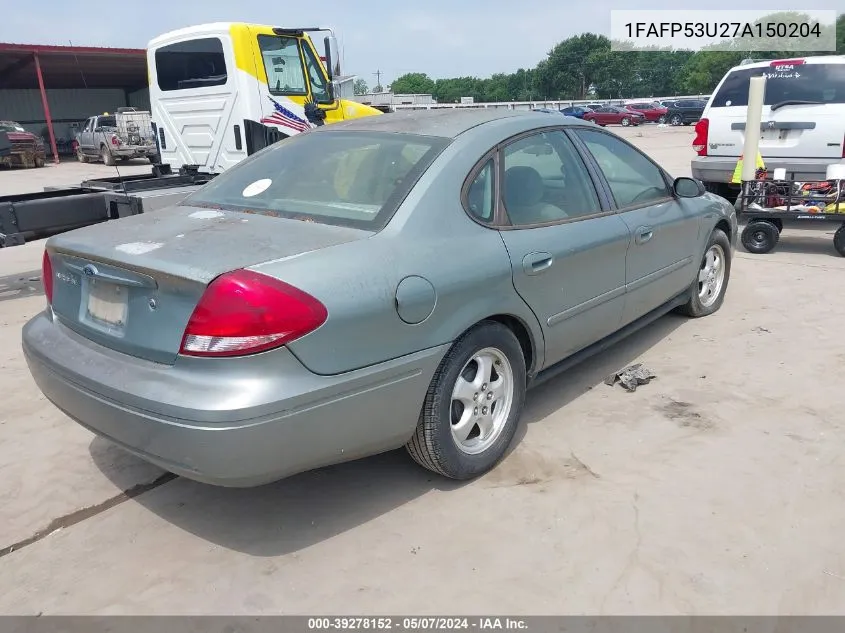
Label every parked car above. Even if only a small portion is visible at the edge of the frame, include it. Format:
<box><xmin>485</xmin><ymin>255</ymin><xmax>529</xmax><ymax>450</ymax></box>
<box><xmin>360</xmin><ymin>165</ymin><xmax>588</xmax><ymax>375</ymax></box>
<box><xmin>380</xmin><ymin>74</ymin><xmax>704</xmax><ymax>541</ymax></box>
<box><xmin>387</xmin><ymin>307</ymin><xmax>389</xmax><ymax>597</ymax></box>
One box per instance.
<box><xmin>23</xmin><ymin>109</ymin><xmax>736</xmax><ymax>487</ymax></box>
<box><xmin>692</xmin><ymin>56</ymin><xmax>845</xmax><ymax>199</ymax></box>
<box><xmin>75</xmin><ymin>109</ymin><xmax>158</xmax><ymax>166</ymax></box>
<box><xmin>0</xmin><ymin>120</ymin><xmax>46</xmax><ymax>168</ymax></box>
<box><xmin>561</xmin><ymin>106</ymin><xmax>591</xmax><ymax>119</ymax></box>
<box><xmin>626</xmin><ymin>102</ymin><xmax>669</xmax><ymax>123</ymax></box>
<box><xmin>658</xmin><ymin>100</ymin><xmax>676</xmax><ymax>108</ymax></box>
<box><xmin>583</xmin><ymin>103</ymin><xmax>603</xmax><ymax>111</ymax></box>
<box><xmin>583</xmin><ymin>105</ymin><xmax>645</xmax><ymax>127</ymax></box>
<box><xmin>666</xmin><ymin>100</ymin><xmax>706</xmax><ymax>126</ymax></box>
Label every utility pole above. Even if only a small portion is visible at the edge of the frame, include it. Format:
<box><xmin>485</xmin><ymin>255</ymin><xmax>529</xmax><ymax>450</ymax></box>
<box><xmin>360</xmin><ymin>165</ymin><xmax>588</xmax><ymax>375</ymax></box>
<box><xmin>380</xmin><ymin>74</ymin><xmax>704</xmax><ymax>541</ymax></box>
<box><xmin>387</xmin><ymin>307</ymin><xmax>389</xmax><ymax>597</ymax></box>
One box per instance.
<box><xmin>374</xmin><ymin>69</ymin><xmax>383</xmax><ymax>92</ymax></box>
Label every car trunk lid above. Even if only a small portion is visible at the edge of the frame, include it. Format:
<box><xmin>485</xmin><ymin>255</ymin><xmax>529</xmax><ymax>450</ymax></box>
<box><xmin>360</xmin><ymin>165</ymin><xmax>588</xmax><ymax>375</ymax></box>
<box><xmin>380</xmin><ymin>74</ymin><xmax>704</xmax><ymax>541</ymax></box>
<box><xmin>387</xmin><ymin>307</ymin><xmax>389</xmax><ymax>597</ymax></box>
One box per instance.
<box><xmin>47</xmin><ymin>205</ymin><xmax>372</xmax><ymax>364</ymax></box>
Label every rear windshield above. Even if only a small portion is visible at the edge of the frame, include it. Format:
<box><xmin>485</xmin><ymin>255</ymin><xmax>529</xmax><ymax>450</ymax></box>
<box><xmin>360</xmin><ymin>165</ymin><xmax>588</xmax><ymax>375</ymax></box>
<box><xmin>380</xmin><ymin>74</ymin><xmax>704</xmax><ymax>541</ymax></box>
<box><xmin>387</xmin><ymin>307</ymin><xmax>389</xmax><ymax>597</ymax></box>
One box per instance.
<box><xmin>712</xmin><ymin>63</ymin><xmax>845</xmax><ymax>108</ymax></box>
<box><xmin>183</xmin><ymin>131</ymin><xmax>450</xmax><ymax>230</ymax></box>
<box><xmin>98</xmin><ymin>116</ymin><xmax>116</xmax><ymax>128</ymax></box>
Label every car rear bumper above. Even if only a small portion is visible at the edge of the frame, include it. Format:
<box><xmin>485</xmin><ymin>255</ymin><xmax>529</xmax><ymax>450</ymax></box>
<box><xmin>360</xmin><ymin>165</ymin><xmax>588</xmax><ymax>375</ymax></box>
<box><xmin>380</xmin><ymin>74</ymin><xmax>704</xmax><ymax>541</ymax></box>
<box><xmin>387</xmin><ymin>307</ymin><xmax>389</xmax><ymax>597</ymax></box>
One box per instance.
<box><xmin>22</xmin><ymin>311</ymin><xmax>448</xmax><ymax>487</ymax></box>
<box><xmin>692</xmin><ymin>156</ymin><xmax>841</xmax><ymax>184</ymax></box>
<box><xmin>113</xmin><ymin>147</ymin><xmax>155</xmax><ymax>157</ymax></box>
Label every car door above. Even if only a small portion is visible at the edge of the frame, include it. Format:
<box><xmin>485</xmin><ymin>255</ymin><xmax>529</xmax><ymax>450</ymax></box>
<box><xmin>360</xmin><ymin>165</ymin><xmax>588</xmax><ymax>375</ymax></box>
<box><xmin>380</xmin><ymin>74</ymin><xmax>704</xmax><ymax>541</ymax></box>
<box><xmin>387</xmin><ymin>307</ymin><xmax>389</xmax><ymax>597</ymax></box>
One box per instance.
<box><xmin>495</xmin><ymin>128</ymin><xmax>631</xmax><ymax>366</ymax></box>
<box><xmin>599</xmin><ymin>107</ymin><xmax>618</xmax><ymax>125</ymax></box>
<box><xmin>571</xmin><ymin>127</ymin><xmax>701</xmax><ymax>326</ymax></box>
<box><xmin>78</xmin><ymin>118</ymin><xmax>94</xmax><ymax>153</ymax></box>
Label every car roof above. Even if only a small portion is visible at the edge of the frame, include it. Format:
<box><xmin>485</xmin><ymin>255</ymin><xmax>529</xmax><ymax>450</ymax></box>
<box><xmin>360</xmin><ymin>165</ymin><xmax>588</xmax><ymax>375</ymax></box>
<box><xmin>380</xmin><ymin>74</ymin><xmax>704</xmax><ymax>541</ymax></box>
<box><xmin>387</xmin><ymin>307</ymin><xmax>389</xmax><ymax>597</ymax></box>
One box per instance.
<box><xmin>321</xmin><ymin>109</ymin><xmax>581</xmax><ymax>139</ymax></box>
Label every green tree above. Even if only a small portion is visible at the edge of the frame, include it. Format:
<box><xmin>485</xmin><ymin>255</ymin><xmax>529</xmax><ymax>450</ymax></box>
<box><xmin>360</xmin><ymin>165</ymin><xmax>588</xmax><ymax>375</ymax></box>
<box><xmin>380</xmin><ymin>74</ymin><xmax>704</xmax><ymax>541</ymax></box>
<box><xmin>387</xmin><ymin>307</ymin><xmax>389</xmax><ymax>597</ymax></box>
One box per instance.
<box><xmin>353</xmin><ymin>78</ymin><xmax>369</xmax><ymax>95</ymax></box>
<box><xmin>390</xmin><ymin>72</ymin><xmax>436</xmax><ymax>95</ymax></box>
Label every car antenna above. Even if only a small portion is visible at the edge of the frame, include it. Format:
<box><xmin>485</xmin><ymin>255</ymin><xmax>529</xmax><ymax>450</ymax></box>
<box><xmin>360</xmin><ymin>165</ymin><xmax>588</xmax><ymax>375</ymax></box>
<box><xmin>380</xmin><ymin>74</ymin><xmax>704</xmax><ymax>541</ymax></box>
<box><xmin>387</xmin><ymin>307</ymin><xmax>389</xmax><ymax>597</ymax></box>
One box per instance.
<box><xmin>69</xmin><ymin>40</ymin><xmax>129</xmax><ymax>202</ymax></box>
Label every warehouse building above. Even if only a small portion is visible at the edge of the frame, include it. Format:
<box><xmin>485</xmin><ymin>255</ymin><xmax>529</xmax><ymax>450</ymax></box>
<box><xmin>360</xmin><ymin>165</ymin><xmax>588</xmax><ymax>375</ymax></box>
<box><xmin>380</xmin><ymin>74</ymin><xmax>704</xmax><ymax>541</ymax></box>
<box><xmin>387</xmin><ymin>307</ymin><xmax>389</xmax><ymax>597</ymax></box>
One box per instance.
<box><xmin>0</xmin><ymin>43</ymin><xmax>148</xmax><ymax>163</ymax></box>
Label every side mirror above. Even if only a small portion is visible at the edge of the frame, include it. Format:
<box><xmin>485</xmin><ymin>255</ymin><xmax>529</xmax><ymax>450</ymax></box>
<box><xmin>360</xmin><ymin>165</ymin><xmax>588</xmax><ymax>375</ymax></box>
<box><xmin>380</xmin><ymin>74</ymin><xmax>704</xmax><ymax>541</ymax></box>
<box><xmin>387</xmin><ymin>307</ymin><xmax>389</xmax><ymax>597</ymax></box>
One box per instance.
<box><xmin>674</xmin><ymin>176</ymin><xmax>706</xmax><ymax>198</ymax></box>
<box><xmin>323</xmin><ymin>35</ymin><xmax>340</xmax><ymax>80</ymax></box>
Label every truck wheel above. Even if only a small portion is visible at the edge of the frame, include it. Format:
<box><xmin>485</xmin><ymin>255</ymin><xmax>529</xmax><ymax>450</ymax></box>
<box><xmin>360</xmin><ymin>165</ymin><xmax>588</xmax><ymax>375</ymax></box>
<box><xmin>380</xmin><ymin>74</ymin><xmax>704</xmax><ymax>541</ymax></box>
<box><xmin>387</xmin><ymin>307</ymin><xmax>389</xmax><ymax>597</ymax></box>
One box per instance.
<box><xmin>76</xmin><ymin>149</ymin><xmax>88</xmax><ymax>163</ymax></box>
<box><xmin>834</xmin><ymin>225</ymin><xmax>845</xmax><ymax>257</ymax></box>
<box><xmin>101</xmin><ymin>145</ymin><xmax>116</xmax><ymax>166</ymax></box>
<box><xmin>406</xmin><ymin>321</ymin><xmax>526</xmax><ymax>480</ymax></box>
<box><xmin>741</xmin><ymin>220</ymin><xmax>779</xmax><ymax>254</ymax></box>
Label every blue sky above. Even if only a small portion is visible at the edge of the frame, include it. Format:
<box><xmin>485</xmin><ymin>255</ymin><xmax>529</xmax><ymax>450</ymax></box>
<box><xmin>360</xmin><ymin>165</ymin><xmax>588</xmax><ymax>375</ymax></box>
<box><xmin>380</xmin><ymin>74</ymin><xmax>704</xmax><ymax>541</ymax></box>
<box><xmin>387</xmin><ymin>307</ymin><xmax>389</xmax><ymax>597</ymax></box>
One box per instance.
<box><xmin>1</xmin><ymin>0</ymin><xmax>842</xmax><ymax>85</ymax></box>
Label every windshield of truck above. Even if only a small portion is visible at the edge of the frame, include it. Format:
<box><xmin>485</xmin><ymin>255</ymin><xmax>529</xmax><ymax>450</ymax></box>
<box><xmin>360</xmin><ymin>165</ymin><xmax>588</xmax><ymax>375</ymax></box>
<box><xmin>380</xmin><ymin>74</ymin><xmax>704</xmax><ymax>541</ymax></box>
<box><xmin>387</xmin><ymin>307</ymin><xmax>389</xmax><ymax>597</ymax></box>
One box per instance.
<box><xmin>711</xmin><ymin>62</ymin><xmax>845</xmax><ymax>108</ymax></box>
<box><xmin>183</xmin><ymin>131</ymin><xmax>450</xmax><ymax>230</ymax></box>
<box><xmin>0</xmin><ymin>122</ymin><xmax>25</xmax><ymax>132</ymax></box>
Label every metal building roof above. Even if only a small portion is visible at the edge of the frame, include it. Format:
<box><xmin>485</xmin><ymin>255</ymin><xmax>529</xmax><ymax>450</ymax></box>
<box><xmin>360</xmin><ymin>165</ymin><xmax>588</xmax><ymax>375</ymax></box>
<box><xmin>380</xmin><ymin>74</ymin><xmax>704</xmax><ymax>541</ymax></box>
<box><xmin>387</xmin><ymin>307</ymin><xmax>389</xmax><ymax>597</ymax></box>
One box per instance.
<box><xmin>0</xmin><ymin>43</ymin><xmax>147</xmax><ymax>90</ymax></box>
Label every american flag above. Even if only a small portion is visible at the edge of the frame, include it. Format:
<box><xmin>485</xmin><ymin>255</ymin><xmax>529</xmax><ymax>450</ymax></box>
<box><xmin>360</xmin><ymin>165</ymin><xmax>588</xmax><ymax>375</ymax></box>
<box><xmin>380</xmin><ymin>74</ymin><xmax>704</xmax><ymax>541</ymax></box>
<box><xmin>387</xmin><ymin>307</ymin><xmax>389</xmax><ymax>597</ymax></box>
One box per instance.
<box><xmin>260</xmin><ymin>97</ymin><xmax>312</xmax><ymax>133</ymax></box>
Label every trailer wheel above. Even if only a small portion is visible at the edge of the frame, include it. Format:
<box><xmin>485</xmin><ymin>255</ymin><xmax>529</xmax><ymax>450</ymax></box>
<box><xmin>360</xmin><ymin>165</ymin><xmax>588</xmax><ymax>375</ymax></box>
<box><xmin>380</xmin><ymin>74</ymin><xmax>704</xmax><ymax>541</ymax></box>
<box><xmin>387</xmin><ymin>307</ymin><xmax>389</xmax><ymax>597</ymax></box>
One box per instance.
<box><xmin>741</xmin><ymin>220</ymin><xmax>779</xmax><ymax>254</ymax></box>
<box><xmin>834</xmin><ymin>225</ymin><xmax>845</xmax><ymax>257</ymax></box>
<box><xmin>101</xmin><ymin>145</ymin><xmax>116</xmax><ymax>166</ymax></box>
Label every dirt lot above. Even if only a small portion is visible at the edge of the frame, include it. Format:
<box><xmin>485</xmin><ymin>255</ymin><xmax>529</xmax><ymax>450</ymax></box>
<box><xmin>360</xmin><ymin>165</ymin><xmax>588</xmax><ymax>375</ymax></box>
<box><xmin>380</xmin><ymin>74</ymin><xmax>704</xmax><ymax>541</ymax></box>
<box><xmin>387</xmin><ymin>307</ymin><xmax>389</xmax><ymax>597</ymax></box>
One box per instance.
<box><xmin>2</xmin><ymin>126</ymin><xmax>845</xmax><ymax>615</ymax></box>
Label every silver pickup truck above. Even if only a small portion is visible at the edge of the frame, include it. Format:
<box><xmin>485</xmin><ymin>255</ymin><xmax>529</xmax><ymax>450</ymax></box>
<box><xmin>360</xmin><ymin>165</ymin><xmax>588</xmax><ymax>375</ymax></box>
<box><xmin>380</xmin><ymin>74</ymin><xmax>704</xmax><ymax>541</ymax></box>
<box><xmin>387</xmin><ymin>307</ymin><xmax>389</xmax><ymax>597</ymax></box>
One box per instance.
<box><xmin>75</xmin><ymin>108</ymin><xmax>159</xmax><ymax>166</ymax></box>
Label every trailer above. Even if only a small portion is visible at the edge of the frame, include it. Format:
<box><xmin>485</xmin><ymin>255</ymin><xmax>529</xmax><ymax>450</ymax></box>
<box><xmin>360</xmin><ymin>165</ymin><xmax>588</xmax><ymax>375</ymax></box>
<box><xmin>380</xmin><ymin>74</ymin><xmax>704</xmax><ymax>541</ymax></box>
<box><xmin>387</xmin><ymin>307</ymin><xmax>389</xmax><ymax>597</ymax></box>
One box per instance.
<box><xmin>0</xmin><ymin>168</ymin><xmax>212</xmax><ymax>247</ymax></box>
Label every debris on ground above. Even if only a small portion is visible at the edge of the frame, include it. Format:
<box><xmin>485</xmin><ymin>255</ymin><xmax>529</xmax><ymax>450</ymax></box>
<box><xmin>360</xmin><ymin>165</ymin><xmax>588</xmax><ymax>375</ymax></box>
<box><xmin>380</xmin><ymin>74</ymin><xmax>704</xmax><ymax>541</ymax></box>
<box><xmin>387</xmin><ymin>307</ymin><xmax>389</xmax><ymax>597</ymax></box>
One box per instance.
<box><xmin>604</xmin><ymin>363</ymin><xmax>656</xmax><ymax>392</ymax></box>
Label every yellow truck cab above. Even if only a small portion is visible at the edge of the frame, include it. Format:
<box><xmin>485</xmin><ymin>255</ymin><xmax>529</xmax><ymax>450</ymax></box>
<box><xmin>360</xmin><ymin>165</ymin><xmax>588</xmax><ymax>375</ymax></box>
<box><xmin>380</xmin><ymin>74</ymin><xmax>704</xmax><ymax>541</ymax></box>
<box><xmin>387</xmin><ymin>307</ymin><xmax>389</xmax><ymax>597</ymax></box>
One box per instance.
<box><xmin>147</xmin><ymin>22</ymin><xmax>381</xmax><ymax>174</ymax></box>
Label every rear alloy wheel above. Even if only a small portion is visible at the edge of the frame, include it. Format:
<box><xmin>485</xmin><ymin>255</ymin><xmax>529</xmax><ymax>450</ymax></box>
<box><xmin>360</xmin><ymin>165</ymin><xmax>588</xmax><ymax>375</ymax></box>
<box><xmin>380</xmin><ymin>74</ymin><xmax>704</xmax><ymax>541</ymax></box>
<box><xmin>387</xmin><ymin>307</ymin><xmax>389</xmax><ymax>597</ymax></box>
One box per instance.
<box><xmin>741</xmin><ymin>220</ymin><xmax>779</xmax><ymax>254</ymax></box>
<box><xmin>670</xmin><ymin>114</ymin><xmax>683</xmax><ymax>126</ymax></box>
<box><xmin>621</xmin><ymin>117</ymin><xmax>631</xmax><ymax>126</ymax></box>
<box><xmin>677</xmin><ymin>228</ymin><xmax>732</xmax><ymax>318</ymax></box>
<box><xmin>406</xmin><ymin>321</ymin><xmax>526</xmax><ymax>480</ymax></box>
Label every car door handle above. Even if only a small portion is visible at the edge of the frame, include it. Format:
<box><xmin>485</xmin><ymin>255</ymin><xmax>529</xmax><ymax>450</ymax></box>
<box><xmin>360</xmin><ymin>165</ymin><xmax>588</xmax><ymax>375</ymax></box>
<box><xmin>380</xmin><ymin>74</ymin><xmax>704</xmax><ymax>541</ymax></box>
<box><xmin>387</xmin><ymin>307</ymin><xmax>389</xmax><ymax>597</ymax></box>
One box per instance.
<box><xmin>635</xmin><ymin>226</ymin><xmax>654</xmax><ymax>245</ymax></box>
<box><xmin>523</xmin><ymin>252</ymin><xmax>554</xmax><ymax>276</ymax></box>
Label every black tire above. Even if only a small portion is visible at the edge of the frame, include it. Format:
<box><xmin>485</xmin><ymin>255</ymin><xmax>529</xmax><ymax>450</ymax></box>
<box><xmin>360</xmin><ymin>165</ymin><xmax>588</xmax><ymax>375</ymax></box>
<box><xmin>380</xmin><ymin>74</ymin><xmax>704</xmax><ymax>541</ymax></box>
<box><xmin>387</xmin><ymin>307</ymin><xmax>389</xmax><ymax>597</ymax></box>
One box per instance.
<box><xmin>621</xmin><ymin>117</ymin><xmax>631</xmax><ymax>126</ymax></box>
<box><xmin>670</xmin><ymin>114</ymin><xmax>683</xmax><ymax>126</ymax></box>
<box><xmin>658</xmin><ymin>115</ymin><xmax>667</xmax><ymax>124</ymax></box>
<box><xmin>677</xmin><ymin>228</ymin><xmax>732</xmax><ymax>318</ymax></box>
<box><xmin>834</xmin><ymin>225</ymin><xmax>845</xmax><ymax>257</ymax></box>
<box><xmin>76</xmin><ymin>148</ymin><xmax>88</xmax><ymax>163</ymax></box>
<box><xmin>101</xmin><ymin>145</ymin><xmax>116</xmax><ymax>166</ymax></box>
<box><xmin>741</xmin><ymin>220</ymin><xmax>779</xmax><ymax>254</ymax></box>
<box><xmin>149</xmin><ymin>154</ymin><xmax>161</xmax><ymax>164</ymax></box>
<box><xmin>406</xmin><ymin>321</ymin><xmax>527</xmax><ymax>480</ymax></box>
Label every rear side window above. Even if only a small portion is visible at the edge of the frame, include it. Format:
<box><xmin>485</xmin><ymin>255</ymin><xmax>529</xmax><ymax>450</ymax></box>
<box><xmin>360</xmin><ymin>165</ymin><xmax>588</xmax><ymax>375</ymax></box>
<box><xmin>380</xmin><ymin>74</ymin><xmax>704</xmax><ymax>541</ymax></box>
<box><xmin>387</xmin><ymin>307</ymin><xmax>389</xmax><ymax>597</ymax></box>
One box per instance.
<box><xmin>712</xmin><ymin>63</ymin><xmax>845</xmax><ymax>108</ymax></box>
<box><xmin>155</xmin><ymin>37</ymin><xmax>227</xmax><ymax>91</ymax></box>
<box><xmin>183</xmin><ymin>131</ymin><xmax>450</xmax><ymax>230</ymax></box>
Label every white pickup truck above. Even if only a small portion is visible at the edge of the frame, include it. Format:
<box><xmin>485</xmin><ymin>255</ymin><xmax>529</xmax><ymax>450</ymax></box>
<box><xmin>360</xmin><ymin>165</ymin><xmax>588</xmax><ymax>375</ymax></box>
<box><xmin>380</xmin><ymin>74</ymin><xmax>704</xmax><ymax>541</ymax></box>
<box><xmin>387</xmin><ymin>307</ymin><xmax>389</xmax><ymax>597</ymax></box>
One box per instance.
<box><xmin>75</xmin><ymin>108</ymin><xmax>159</xmax><ymax>166</ymax></box>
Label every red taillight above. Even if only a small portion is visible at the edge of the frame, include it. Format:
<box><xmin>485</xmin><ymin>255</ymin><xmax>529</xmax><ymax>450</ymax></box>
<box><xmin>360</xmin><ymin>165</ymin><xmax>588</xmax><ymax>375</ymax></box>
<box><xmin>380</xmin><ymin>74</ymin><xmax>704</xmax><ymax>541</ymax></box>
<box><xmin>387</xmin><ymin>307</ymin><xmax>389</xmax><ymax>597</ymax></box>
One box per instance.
<box><xmin>770</xmin><ymin>59</ymin><xmax>805</xmax><ymax>67</ymax></box>
<box><xmin>180</xmin><ymin>269</ymin><xmax>327</xmax><ymax>358</ymax></box>
<box><xmin>692</xmin><ymin>118</ymin><xmax>709</xmax><ymax>156</ymax></box>
<box><xmin>111</xmin><ymin>135</ymin><xmax>119</xmax><ymax>146</ymax></box>
<box><xmin>42</xmin><ymin>250</ymin><xmax>53</xmax><ymax>305</ymax></box>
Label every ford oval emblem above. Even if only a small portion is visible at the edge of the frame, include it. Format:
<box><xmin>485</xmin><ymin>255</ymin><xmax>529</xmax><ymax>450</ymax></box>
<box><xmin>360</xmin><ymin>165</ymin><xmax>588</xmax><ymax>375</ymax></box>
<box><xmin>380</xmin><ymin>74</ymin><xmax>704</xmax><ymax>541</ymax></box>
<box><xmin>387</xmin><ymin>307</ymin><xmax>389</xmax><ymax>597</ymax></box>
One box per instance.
<box><xmin>82</xmin><ymin>264</ymin><xmax>98</xmax><ymax>277</ymax></box>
